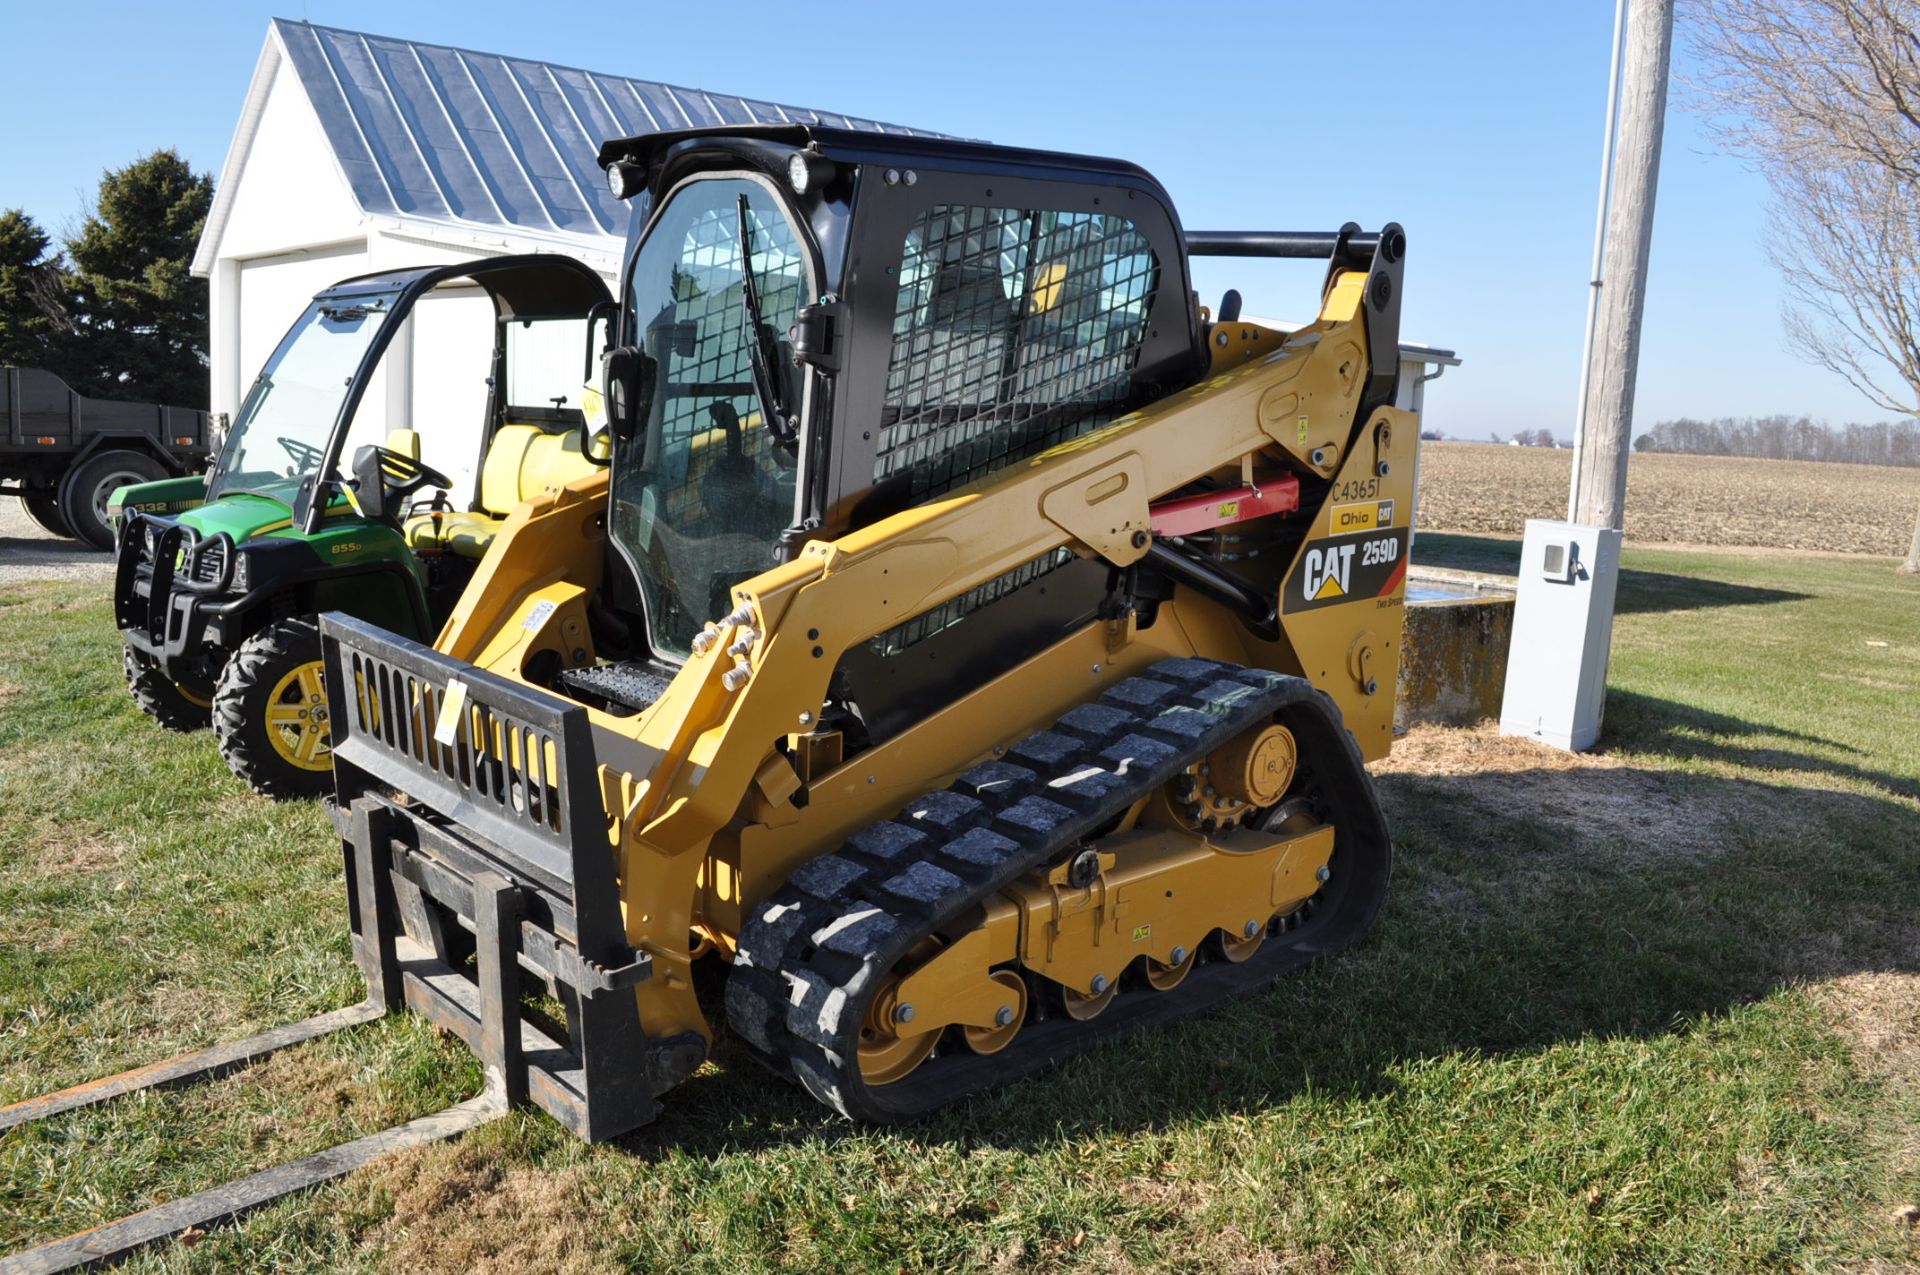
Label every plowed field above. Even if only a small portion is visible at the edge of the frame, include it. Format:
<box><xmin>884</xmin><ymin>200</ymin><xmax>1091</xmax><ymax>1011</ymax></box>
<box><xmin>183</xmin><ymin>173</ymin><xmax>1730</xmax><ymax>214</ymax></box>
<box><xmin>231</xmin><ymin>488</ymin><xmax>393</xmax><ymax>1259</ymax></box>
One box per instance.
<box><xmin>1416</xmin><ymin>442</ymin><xmax>1919</xmax><ymax>556</ymax></box>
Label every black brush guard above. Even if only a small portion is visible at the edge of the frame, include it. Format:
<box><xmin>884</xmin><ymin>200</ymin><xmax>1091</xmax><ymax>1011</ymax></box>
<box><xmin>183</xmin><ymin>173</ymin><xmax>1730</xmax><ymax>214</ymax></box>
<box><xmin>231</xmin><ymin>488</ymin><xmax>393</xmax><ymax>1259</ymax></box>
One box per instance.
<box><xmin>320</xmin><ymin>612</ymin><xmax>663</xmax><ymax>1144</ymax></box>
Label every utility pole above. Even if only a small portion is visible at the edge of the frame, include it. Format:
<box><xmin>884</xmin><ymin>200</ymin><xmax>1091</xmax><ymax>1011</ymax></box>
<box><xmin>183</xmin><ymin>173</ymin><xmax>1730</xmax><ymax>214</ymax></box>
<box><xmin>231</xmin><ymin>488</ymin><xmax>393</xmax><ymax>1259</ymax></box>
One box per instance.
<box><xmin>1503</xmin><ymin>0</ymin><xmax>1674</xmax><ymax>752</ymax></box>
<box><xmin>1569</xmin><ymin>0</ymin><xmax>1674</xmax><ymax>528</ymax></box>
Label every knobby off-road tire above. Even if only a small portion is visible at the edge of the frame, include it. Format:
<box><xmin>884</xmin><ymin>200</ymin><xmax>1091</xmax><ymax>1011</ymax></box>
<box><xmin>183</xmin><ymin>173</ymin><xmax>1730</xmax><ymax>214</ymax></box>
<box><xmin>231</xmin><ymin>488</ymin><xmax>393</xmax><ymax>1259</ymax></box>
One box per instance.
<box><xmin>123</xmin><ymin>645</ymin><xmax>210</xmax><ymax>733</ymax></box>
<box><xmin>22</xmin><ymin>487</ymin><xmax>74</xmax><ymax>538</ymax></box>
<box><xmin>213</xmin><ymin>616</ymin><xmax>334</xmax><ymax>800</ymax></box>
<box><xmin>59</xmin><ymin>449</ymin><xmax>167</xmax><ymax>550</ymax></box>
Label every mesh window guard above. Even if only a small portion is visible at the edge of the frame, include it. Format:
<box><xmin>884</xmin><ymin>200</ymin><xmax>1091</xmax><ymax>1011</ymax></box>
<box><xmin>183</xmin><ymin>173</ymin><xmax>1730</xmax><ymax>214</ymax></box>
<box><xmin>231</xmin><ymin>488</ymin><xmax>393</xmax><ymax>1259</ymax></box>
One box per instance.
<box><xmin>876</xmin><ymin>205</ymin><xmax>1159</xmax><ymax>500</ymax></box>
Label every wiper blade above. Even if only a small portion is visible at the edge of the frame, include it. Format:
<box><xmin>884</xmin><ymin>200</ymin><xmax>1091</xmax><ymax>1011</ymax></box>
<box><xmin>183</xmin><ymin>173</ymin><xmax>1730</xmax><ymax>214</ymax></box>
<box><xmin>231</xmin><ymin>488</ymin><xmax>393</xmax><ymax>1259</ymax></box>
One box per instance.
<box><xmin>735</xmin><ymin>193</ymin><xmax>796</xmax><ymax>450</ymax></box>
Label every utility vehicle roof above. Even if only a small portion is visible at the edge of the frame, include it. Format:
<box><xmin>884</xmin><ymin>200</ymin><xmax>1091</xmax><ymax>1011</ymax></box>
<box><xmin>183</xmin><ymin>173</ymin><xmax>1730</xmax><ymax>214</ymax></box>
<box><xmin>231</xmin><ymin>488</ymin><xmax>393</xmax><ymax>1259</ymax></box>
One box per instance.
<box><xmin>317</xmin><ymin>253</ymin><xmax>611</xmax><ymax>318</ymax></box>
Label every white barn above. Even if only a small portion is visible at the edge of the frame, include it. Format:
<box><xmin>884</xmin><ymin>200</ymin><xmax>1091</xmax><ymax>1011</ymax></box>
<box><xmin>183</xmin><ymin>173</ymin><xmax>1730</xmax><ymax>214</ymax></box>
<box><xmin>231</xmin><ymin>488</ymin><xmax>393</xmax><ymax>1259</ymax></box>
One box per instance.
<box><xmin>190</xmin><ymin>19</ymin><xmax>925</xmax><ymax>490</ymax></box>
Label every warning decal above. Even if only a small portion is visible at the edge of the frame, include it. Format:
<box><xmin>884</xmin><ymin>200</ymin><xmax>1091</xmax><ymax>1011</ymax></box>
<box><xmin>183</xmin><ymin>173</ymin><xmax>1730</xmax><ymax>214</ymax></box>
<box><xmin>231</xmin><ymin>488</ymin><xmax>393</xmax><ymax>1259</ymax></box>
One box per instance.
<box><xmin>1283</xmin><ymin>529</ymin><xmax>1407</xmax><ymax>613</ymax></box>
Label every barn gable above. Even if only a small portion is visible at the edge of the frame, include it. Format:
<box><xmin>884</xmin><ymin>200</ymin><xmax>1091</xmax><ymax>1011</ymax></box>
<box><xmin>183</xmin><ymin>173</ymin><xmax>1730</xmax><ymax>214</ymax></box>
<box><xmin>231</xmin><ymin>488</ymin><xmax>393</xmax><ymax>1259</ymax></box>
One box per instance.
<box><xmin>194</xmin><ymin>18</ymin><xmax>932</xmax><ymax>274</ymax></box>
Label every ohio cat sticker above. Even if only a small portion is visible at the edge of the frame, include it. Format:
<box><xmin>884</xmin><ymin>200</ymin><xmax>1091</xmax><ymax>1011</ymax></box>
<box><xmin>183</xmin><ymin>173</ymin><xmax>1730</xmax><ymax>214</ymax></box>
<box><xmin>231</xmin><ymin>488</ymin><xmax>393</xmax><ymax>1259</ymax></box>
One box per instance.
<box><xmin>1283</xmin><ymin>529</ymin><xmax>1407</xmax><ymax>612</ymax></box>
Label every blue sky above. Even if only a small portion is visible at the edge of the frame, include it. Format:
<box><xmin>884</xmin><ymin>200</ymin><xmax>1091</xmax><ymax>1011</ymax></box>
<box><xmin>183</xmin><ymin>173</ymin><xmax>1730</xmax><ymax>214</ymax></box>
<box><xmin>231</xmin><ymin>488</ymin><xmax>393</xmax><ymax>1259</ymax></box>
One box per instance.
<box><xmin>0</xmin><ymin>0</ymin><xmax>1898</xmax><ymax>437</ymax></box>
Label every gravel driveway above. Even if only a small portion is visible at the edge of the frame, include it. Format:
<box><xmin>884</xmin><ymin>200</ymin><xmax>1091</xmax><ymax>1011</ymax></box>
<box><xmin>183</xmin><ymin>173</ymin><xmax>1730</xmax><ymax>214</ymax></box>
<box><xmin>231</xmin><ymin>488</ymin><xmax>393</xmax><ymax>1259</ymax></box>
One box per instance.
<box><xmin>0</xmin><ymin>498</ymin><xmax>117</xmax><ymax>586</ymax></box>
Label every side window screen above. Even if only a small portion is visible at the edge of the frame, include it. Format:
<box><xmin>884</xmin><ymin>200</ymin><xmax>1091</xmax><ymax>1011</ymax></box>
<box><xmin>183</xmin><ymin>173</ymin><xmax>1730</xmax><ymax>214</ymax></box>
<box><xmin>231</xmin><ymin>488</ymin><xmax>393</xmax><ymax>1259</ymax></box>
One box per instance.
<box><xmin>876</xmin><ymin>205</ymin><xmax>1158</xmax><ymax>499</ymax></box>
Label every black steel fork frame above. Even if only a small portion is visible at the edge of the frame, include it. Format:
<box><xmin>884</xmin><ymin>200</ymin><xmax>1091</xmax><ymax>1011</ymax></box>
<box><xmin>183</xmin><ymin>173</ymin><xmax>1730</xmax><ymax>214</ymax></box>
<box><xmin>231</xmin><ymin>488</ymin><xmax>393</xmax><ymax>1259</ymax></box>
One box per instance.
<box><xmin>322</xmin><ymin>611</ymin><xmax>662</xmax><ymax>1144</ymax></box>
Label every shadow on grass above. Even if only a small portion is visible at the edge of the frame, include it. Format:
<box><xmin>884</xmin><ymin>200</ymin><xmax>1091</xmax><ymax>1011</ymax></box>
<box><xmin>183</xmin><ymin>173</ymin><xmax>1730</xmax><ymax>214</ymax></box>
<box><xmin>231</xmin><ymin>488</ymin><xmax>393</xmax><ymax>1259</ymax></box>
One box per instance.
<box><xmin>1606</xmin><ymin>688</ymin><xmax>1917</xmax><ymax>797</ymax></box>
<box><xmin>1413</xmin><ymin>531</ymin><xmax>1811</xmax><ymax>615</ymax></box>
<box><xmin>602</xmin><ymin>740</ymin><xmax>1920</xmax><ymax>1157</ymax></box>
<box><xmin>0</xmin><ymin>534</ymin><xmax>112</xmax><ymax>570</ymax></box>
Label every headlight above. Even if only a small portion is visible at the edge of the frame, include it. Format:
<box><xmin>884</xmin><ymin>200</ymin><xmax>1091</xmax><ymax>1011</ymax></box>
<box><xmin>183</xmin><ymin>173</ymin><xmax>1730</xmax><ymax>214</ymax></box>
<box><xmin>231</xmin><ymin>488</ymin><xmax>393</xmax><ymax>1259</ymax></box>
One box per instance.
<box><xmin>229</xmin><ymin>550</ymin><xmax>250</xmax><ymax>591</ymax></box>
<box><xmin>605</xmin><ymin>159</ymin><xmax>644</xmax><ymax>201</ymax></box>
<box><xmin>787</xmin><ymin>150</ymin><xmax>836</xmax><ymax>196</ymax></box>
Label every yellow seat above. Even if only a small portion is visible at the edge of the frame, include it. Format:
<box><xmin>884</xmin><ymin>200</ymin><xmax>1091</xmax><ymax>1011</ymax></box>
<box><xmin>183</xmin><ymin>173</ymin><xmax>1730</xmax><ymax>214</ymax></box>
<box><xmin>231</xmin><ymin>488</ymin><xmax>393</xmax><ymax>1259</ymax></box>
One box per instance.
<box><xmin>404</xmin><ymin>424</ymin><xmax>596</xmax><ymax>560</ymax></box>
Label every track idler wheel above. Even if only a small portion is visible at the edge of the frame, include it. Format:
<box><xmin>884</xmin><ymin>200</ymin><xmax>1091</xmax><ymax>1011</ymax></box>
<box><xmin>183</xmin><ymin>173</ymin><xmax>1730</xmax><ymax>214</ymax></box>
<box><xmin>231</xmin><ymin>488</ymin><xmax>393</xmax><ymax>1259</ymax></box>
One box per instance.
<box><xmin>961</xmin><ymin>971</ymin><xmax>1027</xmax><ymax>1055</ymax></box>
<box><xmin>1143</xmin><ymin>945</ymin><xmax>1197</xmax><ymax>991</ymax></box>
<box><xmin>1057</xmin><ymin>975</ymin><xmax>1118</xmax><ymax>1021</ymax></box>
<box><xmin>1214</xmin><ymin>917</ymin><xmax>1268</xmax><ymax>964</ymax></box>
<box><xmin>858</xmin><ymin>1003</ymin><xmax>938</xmax><ymax>1085</ymax></box>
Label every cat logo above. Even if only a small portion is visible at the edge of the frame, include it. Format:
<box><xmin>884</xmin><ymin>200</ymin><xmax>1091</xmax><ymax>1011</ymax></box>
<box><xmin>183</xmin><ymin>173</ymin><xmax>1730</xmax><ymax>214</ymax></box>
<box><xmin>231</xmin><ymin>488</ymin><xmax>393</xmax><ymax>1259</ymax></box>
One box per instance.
<box><xmin>330</xmin><ymin>541</ymin><xmax>363</xmax><ymax>556</ymax></box>
<box><xmin>1302</xmin><ymin>541</ymin><xmax>1355</xmax><ymax>600</ymax></box>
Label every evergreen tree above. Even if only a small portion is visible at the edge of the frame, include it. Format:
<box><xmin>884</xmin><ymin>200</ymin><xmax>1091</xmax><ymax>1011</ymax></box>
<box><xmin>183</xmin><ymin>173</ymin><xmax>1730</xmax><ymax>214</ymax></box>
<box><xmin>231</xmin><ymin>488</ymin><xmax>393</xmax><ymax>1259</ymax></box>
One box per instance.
<box><xmin>59</xmin><ymin>150</ymin><xmax>213</xmax><ymax>407</ymax></box>
<box><xmin>0</xmin><ymin>209</ymin><xmax>61</xmax><ymax>369</ymax></box>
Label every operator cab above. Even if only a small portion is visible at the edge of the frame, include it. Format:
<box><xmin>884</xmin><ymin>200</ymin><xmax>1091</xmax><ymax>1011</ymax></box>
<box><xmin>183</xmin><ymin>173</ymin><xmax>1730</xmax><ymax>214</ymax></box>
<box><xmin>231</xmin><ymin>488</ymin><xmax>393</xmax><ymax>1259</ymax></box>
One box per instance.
<box><xmin>580</xmin><ymin>125</ymin><xmax>1206</xmax><ymax>716</ymax></box>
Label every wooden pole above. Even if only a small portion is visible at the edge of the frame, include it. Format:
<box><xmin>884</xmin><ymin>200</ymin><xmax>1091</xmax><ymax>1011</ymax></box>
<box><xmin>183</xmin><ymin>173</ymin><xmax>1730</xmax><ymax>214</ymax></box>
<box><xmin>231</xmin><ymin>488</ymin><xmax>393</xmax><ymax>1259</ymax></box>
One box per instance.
<box><xmin>1570</xmin><ymin>0</ymin><xmax>1674</xmax><ymax>529</ymax></box>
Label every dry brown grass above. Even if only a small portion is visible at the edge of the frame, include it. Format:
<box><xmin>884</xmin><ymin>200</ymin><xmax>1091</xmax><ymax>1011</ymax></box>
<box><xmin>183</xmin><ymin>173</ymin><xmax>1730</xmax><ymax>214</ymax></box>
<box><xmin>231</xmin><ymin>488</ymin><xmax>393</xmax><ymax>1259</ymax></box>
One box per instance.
<box><xmin>1416</xmin><ymin>442</ymin><xmax>1920</xmax><ymax>556</ymax></box>
<box><xmin>1376</xmin><ymin>725</ymin><xmax>1733</xmax><ymax>865</ymax></box>
<box><xmin>16</xmin><ymin>827</ymin><xmax>126</xmax><ymax>878</ymax></box>
<box><xmin>1821</xmin><ymin>973</ymin><xmax>1920</xmax><ymax>1089</ymax></box>
<box><xmin>357</xmin><ymin>1145</ymin><xmax>629</xmax><ymax>1275</ymax></box>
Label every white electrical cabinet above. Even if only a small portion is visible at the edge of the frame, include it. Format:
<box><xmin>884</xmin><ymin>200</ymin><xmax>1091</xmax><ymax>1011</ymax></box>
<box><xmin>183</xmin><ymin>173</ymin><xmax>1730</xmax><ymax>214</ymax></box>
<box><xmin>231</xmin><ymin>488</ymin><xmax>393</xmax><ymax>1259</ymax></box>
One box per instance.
<box><xmin>1498</xmin><ymin>519</ymin><xmax>1624</xmax><ymax>751</ymax></box>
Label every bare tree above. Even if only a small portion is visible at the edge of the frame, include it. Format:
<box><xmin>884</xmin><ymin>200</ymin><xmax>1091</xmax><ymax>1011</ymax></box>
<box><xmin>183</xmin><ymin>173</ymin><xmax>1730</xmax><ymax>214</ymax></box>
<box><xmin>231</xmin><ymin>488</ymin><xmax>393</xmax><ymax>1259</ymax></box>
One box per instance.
<box><xmin>1688</xmin><ymin>0</ymin><xmax>1920</xmax><ymax>571</ymax></box>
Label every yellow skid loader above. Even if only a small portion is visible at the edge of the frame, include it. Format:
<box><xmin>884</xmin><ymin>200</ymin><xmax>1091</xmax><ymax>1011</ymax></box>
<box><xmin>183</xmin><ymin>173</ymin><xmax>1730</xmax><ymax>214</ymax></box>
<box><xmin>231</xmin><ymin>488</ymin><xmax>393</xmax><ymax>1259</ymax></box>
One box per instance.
<box><xmin>2</xmin><ymin>125</ymin><xmax>1418</xmax><ymax>1268</ymax></box>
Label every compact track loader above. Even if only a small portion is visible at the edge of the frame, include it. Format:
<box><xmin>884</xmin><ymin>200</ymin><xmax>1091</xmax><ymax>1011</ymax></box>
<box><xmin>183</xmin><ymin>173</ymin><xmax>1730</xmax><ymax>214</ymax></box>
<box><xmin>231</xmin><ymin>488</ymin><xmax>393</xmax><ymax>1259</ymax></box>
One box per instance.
<box><xmin>2</xmin><ymin>125</ymin><xmax>1419</xmax><ymax>1269</ymax></box>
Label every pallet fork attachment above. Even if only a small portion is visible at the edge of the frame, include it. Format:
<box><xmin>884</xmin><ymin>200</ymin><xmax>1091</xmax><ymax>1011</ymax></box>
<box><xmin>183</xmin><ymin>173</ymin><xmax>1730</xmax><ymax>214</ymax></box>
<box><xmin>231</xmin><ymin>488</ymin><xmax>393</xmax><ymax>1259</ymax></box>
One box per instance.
<box><xmin>0</xmin><ymin>616</ymin><xmax>663</xmax><ymax>1271</ymax></box>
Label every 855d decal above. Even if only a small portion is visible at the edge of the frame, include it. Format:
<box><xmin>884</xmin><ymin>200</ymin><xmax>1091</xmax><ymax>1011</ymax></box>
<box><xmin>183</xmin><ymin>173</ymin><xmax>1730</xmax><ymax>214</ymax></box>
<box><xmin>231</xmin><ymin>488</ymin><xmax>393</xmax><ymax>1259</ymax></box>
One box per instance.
<box><xmin>1283</xmin><ymin>528</ymin><xmax>1408</xmax><ymax>612</ymax></box>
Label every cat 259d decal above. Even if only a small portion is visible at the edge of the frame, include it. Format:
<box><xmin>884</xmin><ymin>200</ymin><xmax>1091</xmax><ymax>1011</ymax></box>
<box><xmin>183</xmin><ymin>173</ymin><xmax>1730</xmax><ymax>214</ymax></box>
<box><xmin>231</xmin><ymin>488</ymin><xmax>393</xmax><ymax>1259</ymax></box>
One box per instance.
<box><xmin>1283</xmin><ymin>527</ymin><xmax>1408</xmax><ymax>613</ymax></box>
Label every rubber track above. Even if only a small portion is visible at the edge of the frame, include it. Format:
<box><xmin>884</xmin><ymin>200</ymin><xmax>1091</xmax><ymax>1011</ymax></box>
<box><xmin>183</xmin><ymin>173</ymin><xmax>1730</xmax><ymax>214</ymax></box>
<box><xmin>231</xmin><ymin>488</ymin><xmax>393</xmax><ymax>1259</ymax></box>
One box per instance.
<box><xmin>724</xmin><ymin>655</ymin><xmax>1394</xmax><ymax>1123</ymax></box>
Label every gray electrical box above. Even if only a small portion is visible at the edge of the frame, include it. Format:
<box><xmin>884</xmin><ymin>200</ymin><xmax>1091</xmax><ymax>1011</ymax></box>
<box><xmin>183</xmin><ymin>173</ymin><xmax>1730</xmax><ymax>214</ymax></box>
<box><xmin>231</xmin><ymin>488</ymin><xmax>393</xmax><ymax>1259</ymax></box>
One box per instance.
<box><xmin>1498</xmin><ymin>519</ymin><xmax>1623</xmax><ymax>751</ymax></box>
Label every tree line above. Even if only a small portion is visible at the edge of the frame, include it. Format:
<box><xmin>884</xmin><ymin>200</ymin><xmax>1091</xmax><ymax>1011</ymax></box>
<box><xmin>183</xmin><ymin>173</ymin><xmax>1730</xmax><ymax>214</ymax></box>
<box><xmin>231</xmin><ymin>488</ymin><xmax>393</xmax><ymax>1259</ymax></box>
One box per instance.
<box><xmin>0</xmin><ymin>151</ymin><xmax>213</xmax><ymax>409</ymax></box>
<box><xmin>1634</xmin><ymin>415</ymin><xmax>1920</xmax><ymax>467</ymax></box>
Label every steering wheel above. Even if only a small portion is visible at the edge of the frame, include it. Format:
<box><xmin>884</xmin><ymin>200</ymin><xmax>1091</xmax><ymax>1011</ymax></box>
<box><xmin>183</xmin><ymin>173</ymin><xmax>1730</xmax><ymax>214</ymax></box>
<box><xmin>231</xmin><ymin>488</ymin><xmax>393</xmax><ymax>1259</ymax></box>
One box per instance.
<box><xmin>366</xmin><ymin>445</ymin><xmax>452</xmax><ymax>502</ymax></box>
<box><xmin>276</xmin><ymin>436</ymin><xmax>326</xmax><ymax>473</ymax></box>
<box><xmin>346</xmin><ymin>444</ymin><xmax>453</xmax><ymax>525</ymax></box>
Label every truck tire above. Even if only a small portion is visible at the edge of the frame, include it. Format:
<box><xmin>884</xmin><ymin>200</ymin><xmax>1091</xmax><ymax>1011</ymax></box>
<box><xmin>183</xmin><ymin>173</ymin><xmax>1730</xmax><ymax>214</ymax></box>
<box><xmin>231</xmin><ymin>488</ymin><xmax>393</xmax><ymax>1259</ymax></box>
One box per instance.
<box><xmin>213</xmin><ymin>616</ymin><xmax>334</xmax><ymax>800</ymax></box>
<box><xmin>22</xmin><ymin>486</ymin><xmax>74</xmax><ymax>538</ymax></box>
<box><xmin>59</xmin><ymin>449</ymin><xmax>167</xmax><ymax>550</ymax></box>
<box><xmin>124</xmin><ymin>646</ymin><xmax>211</xmax><ymax>732</ymax></box>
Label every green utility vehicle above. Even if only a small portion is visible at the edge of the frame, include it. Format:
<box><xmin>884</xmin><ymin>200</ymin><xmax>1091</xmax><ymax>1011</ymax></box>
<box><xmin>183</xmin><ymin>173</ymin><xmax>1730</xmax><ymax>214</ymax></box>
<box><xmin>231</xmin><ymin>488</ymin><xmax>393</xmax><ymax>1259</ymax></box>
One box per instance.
<box><xmin>115</xmin><ymin>254</ymin><xmax>611</xmax><ymax>797</ymax></box>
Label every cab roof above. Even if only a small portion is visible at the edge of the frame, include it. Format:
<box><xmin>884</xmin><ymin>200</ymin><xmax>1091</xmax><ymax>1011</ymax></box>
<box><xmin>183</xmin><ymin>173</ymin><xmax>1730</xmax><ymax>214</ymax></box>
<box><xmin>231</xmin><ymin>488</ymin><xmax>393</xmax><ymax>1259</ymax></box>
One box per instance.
<box><xmin>596</xmin><ymin>124</ymin><xmax>1180</xmax><ymax>209</ymax></box>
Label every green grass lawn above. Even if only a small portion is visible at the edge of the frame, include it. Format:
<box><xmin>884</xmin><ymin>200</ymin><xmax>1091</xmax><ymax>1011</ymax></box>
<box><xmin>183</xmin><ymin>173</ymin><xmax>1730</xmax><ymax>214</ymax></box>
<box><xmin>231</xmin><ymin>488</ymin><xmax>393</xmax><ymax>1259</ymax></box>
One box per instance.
<box><xmin>2</xmin><ymin>540</ymin><xmax>1917</xmax><ymax>1273</ymax></box>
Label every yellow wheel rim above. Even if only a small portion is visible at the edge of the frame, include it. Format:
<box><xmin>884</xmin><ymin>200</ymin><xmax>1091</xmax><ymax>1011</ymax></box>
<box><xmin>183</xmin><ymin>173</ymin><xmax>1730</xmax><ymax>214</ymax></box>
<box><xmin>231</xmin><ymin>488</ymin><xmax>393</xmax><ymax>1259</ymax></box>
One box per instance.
<box><xmin>961</xmin><ymin>971</ymin><xmax>1027</xmax><ymax>1056</ymax></box>
<box><xmin>175</xmin><ymin>683</ymin><xmax>212</xmax><ymax>710</ymax></box>
<box><xmin>263</xmin><ymin>660</ymin><xmax>331</xmax><ymax>772</ymax></box>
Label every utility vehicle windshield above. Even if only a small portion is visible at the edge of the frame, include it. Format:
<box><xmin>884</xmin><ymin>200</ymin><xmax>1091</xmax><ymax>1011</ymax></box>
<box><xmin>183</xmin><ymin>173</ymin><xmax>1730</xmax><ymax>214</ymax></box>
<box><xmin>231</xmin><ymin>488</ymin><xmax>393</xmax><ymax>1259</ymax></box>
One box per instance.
<box><xmin>208</xmin><ymin>292</ymin><xmax>397</xmax><ymax>502</ymax></box>
<box><xmin>610</xmin><ymin>178</ymin><xmax>809</xmax><ymax>660</ymax></box>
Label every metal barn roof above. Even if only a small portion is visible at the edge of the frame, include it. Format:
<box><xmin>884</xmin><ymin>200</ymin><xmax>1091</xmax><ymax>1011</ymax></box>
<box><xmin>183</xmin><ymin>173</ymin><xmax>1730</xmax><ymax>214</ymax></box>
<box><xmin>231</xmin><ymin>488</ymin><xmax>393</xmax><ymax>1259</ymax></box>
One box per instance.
<box><xmin>194</xmin><ymin>19</ymin><xmax>935</xmax><ymax>271</ymax></box>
